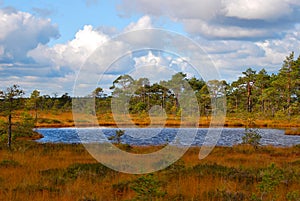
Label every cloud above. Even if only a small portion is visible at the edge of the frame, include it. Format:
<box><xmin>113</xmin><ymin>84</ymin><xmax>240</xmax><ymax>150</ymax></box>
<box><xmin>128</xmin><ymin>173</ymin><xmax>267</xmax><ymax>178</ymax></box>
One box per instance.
<box><xmin>113</xmin><ymin>1</ymin><xmax>300</xmax><ymax>82</ymax></box>
<box><xmin>28</xmin><ymin>16</ymin><xmax>156</xmax><ymax>71</ymax></box>
<box><xmin>194</xmin><ymin>29</ymin><xmax>300</xmax><ymax>81</ymax></box>
<box><xmin>28</xmin><ymin>25</ymin><xmax>109</xmax><ymax>71</ymax></box>
<box><xmin>28</xmin><ymin>18</ymin><xmax>155</xmax><ymax>74</ymax></box>
<box><xmin>0</xmin><ymin>8</ymin><xmax>59</xmax><ymax>62</ymax></box>
<box><xmin>26</xmin><ymin>12</ymin><xmax>300</xmax><ymax>95</ymax></box>
<box><xmin>181</xmin><ymin>19</ymin><xmax>279</xmax><ymax>40</ymax></box>
<box><xmin>124</xmin><ymin>15</ymin><xmax>153</xmax><ymax>31</ymax></box>
<box><xmin>0</xmin><ymin>73</ymin><xmax>77</xmax><ymax>96</ymax></box>
<box><xmin>117</xmin><ymin>0</ymin><xmax>300</xmax><ymax>40</ymax></box>
<box><xmin>130</xmin><ymin>49</ymin><xmax>208</xmax><ymax>84</ymax></box>
<box><xmin>1</xmin><ymin>6</ymin><xmax>298</xmax><ymax>97</ymax></box>
<box><xmin>223</xmin><ymin>0</ymin><xmax>292</xmax><ymax>20</ymax></box>
<box><xmin>27</xmin><ymin>15</ymin><xmax>157</xmax><ymax>96</ymax></box>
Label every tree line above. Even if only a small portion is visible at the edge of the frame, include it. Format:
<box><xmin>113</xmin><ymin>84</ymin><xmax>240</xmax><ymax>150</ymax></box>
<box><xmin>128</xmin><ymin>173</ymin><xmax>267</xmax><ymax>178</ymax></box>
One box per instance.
<box><xmin>101</xmin><ymin>52</ymin><xmax>300</xmax><ymax>119</ymax></box>
<box><xmin>0</xmin><ymin>52</ymin><xmax>299</xmax><ymax>147</ymax></box>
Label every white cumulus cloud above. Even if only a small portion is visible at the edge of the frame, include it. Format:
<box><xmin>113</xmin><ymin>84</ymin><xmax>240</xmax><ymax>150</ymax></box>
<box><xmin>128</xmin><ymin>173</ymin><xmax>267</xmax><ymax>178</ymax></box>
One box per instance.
<box><xmin>0</xmin><ymin>8</ymin><xmax>59</xmax><ymax>62</ymax></box>
<box><xmin>28</xmin><ymin>25</ymin><xmax>109</xmax><ymax>71</ymax></box>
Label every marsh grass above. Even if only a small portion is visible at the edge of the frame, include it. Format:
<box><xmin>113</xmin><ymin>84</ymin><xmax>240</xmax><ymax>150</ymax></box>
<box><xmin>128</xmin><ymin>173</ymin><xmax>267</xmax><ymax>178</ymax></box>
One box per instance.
<box><xmin>6</xmin><ymin>110</ymin><xmax>298</xmax><ymax>129</ymax></box>
<box><xmin>0</xmin><ymin>141</ymin><xmax>299</xmax><ymax>200</ymax></box>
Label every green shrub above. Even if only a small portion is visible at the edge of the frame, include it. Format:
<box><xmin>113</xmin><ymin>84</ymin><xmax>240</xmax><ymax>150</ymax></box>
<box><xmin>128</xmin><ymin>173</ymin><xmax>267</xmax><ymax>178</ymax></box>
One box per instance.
<box><xmin>65</xmin><ymin>163</ymin><xmax>111</xmax><ymax>179</ymax></box>
<box><xmin>252</xmin><ymin>163</ymin><xmax>284</xmax><ymax>201</ymax></box>
<box><xmin>242</xmin><ymin>128</ymin><xmax>262</xmax><ymax>149</ymax></box>
<box><xmin>130</xmin><ymin>174</ymin><xmax>166</xmax><ymax>201</ymax></box>
<box><xmin>40</xmin><ymin>163</ymin><xmax>112</xmax><ymax>185</ymax></box>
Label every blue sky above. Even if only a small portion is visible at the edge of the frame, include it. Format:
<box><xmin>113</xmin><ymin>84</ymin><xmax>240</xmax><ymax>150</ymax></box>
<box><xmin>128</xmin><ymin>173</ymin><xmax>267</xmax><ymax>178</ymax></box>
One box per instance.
<box><xmin>1</xmin><ymin>0</ymin><xmax>300</xmax><ymax>96</ymax></box>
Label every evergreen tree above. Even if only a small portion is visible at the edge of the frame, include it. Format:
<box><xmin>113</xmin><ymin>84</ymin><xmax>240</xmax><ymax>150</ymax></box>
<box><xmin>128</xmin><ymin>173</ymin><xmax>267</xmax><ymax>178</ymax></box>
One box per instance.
<box><xmin>0</xmin><ymin>85</ymin><xmax>24</xmax><ymax>148</ymax></box>
<box><xmin>255</xmin><ymin>69</ymin><xmax>270</xmax><ymax>113</ymax></box>
<box><xmin>27</xmin><ymin>89</ymin><xmax>41</xmax><ymax>122</ymax></box>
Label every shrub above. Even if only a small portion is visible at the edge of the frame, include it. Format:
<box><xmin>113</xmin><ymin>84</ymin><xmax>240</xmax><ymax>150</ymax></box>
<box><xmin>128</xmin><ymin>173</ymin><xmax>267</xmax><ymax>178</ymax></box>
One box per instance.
<box><xmin>242</xmin><ymin>128</ymin><xmax>262</xmax><ymax>149</ymax></box>
<box><xmin>108</xmin><ymin>129</ymin><xmax>125</xmax><ymax>144</ymax></box>
<box><xmin>64</xmin><ymin>163</ymin><xmax>111</xmax><ymax>180</ymax></box>
<box><xmin>40</xmin><ymin>163</ymin><xmax>112</xmax><ymax>185</ymax></box>
<box><xmin>130</xmin><ymin>174</ymin><xmax>166</xmax><ymax>200</ymax></box>
<box><xmin>256</xmin><ymin>163</ymin><xmax>284</xmax><ymax>200</ymax></box>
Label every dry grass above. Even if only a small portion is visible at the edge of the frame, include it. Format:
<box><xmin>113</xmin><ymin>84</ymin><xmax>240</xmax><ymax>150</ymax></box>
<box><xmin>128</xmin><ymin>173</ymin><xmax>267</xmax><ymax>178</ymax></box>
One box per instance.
<box><xmin>12</xmin><ymin>110</ymin><xmax>297</xmax><ymax>129</ymax></box>
<box><xmin>285</xmin><ymin>128</ymin><xmax>300</xmax><ymax>135</ymax></box>
<box><xmin>0</xmin><ymin>141</ymin><xmax>299</xmax><ymax>201</ymax></box>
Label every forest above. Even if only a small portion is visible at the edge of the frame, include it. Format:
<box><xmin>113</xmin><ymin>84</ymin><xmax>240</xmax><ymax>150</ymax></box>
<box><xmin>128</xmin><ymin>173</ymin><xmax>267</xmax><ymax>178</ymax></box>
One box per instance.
<box><xmin>0</xmin><ymin>52</ymin><xmax>299</xmax><ymax>142</ymax></box>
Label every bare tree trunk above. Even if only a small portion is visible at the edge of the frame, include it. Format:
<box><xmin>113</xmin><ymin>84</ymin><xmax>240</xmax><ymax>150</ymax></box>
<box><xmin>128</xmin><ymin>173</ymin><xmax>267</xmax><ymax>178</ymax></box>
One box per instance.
<box><xmin>35</xmin><ymin>102</ymin><xmax>38</xmax><ymax>123</ymax></box>
<box><xmin>7</xmin><ymin>97</ymin><xmax>13</xmax><ymax>149</ymax></box>
<box><xmin>247</xmin><ymin>82</ymin><xmax>252</xmax><ymax>112</ymax></box>
<box><xmin>235</xmin><ymin>96</ymin><xmax>238</xmax><ymax>112</ymax></box>
<box><xmin>161</xmin><ymin>93</ymin><xmax>164</xmax><ymax>112</ymax></box>
<box><xmin>287</xmin><ymin>72</ymin><xmax>291</xmax><ymax>119</ymax></box>
<box><xmin>7</xmin><ymin>113</ymin><xmax>12</xmax><ymax>148</ymax></box>
<box><xmin>261</xmin><ymin>88</ymin><xmax>264</xmax><ymax>112</ymax></box>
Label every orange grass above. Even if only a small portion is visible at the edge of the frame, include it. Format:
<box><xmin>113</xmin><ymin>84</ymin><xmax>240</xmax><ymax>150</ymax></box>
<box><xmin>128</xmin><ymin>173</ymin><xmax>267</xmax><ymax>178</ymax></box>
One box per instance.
<box><xmin>2</xmin><ymin>109</ymin><xmax>299</xmax><ymax>129</ymax></box>
<box><xmin>11</xmin><ymin>109</ymin><xmax>297</xmax><ymax>129</ymax></box>
<box><xmin>285</xmin><ymin>128</ymin><xmax>300</xmax><ymax>135</ymax></box>
<box><xmin>0</xmin><ymin>141</ymin><xmax>299</xmax><ymax>201</ymax></box>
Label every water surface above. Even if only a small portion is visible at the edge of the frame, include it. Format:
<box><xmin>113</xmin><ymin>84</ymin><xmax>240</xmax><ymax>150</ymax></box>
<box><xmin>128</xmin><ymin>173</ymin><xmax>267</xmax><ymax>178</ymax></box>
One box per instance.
<box><xmin>36</xmin><ymin>127</ymin><xmax>300</xmax><ymax>147</ymax></box>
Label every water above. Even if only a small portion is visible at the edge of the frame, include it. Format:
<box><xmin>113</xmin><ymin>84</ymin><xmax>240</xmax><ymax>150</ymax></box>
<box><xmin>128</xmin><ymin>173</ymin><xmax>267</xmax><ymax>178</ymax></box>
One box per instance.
<box><xmin>35</xmin><ymin>127</ymin><xmax>300</xmax><ymax>147</ymax></box>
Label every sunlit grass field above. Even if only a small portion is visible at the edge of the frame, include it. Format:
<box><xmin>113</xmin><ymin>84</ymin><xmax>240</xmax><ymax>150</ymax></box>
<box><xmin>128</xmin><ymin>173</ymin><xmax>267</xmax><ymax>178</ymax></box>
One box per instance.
<box><xmin>1</xmin><ymin>109</ymin><xmax>295</xmax><ymax>129</ymax></box>
<box><xmin>0</xmin><ymin>141</ymin><xmax>299</xmax><ymax>201</ymax></box>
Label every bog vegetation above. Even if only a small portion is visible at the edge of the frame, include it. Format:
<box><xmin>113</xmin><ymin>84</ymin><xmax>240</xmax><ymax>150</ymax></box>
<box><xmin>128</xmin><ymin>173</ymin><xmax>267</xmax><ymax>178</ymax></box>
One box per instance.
<box><xmin>0</xmin><ymin>142</ymin><xmax>299</xmax><ymax>201</ymax></box>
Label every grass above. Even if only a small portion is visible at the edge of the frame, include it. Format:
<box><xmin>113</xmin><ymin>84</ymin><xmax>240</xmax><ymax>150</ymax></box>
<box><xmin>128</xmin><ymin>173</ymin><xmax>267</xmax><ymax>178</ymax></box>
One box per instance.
<box><xmin>5</xmin><ymin>110</ymin><xmax>295</xmax><ymax>131</ymax></box>
<box><xmin>0</xmin><ymin>141</ymin><xmax>299</xmax><ymax>201</ymax></box>
<box><xmin>1</xmin><ymin>110</ymin><xmax>299</xmax><ymax>131</ymax></box>
<box><xmin>285</xmin><ymin>128</ymin><xmax>300</xmax><ymax>135</ymax></box>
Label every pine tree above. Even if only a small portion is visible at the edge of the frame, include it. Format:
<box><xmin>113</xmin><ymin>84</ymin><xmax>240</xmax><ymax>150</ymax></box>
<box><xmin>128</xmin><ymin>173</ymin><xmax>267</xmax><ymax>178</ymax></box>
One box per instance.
<box><xmin>0</xmin><ymin>85</ymin><xmax>24</xmax><ymax>148</ymax></box>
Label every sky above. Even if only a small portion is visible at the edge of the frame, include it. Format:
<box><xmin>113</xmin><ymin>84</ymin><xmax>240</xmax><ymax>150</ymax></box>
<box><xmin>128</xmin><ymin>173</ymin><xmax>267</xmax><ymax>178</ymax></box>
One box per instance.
<box><xmin>1</xmin><ymin>0</ymin><xmax>300</xmax><ymax>96</ymax></box>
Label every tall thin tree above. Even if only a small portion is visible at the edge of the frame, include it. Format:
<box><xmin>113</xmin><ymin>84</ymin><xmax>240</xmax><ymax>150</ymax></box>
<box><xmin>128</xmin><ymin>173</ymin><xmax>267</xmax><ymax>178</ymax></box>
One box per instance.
<box><xmin>0</xmin><ymin>85</ymin><xmax>24</xmax><ymax>148</ymax></box>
